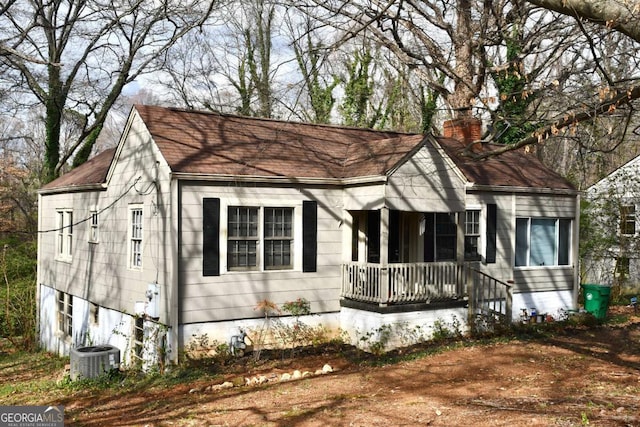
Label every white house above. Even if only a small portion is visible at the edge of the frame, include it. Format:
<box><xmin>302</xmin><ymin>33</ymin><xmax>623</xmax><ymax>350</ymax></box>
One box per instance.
<box><xmin>37</xmin><ymin>105</ymin><xmax>580</xmax><ymax>365</ymax></box>
<box><xmin>584</xmin><ymin>154</ymin><xmax>640</xmax><ymax>287</ymax></box>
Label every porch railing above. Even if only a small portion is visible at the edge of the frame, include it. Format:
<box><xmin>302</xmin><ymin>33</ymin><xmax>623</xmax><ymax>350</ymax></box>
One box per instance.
<box><xmin>341</xmin><ymin>261</ymin><xmax>470</xmax><ymax>305</ymax></box>
<box><xmin>469</xmin><ymin>269</ymin><xmax>512</xmax><ymax>321</ymax></box>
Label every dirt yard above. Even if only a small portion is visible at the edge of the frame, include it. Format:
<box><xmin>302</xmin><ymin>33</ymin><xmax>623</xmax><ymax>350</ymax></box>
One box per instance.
<box><xmin>2</xmin><ymin>307</ymin><xmax>639</xmax><ymax>426</ymax></box>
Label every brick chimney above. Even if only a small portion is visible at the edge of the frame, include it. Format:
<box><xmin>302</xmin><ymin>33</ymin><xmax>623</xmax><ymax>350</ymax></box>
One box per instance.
<box><xmin>442</xmin><ymin>118</ymin><xmax>482</xmax><ymax>145</ymax></box>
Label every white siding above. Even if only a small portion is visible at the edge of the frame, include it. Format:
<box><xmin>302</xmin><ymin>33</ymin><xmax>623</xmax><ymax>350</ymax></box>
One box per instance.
<box><xmin>37</xmin><ymin>107</ymin><xmax>580</xmax><ymax>359</ymax></box>
<box><xmin>38</xmin><ymin>112</ymin><xmax>176</xmax><ymax>327</ymax></box>
<box><xmin>511</xmin><ymin>290</ymin><xmax>575</xmax><ymax>321</ymax></box>
<box><xmin>515</xmin><ymin>194</ymin><xmax>576</xmax><ymax>218</ymax></box>
<box><xmin>39</xmin><ymin>284</ymin><xmax>134</xmax><ymax>363</ymax></box>
<box><xmin>467</xmin><ymin>190</ymin><xmax>578</xmax><ymax>294</ymax></box>
<box><xmin>343</xmin><ymin>183</ymin><xmax>385</xmax><ymax>210</ymax></box>
<box><xmin>585</xmin><ymin>158</ymin><xmax>640</xmax><ymax>287</ymax></box>
<box><xmin>179</xmin><ymin>183</ymin><xmax>344</xmax><ymax>324</ymax></box>
<box><xmin>465</xmin><ymin>192</ymin><xmax>514</xmax><ymax>282</ymax></box>
<box><xmin>385</xmin><ymin>145</ymin><xmax>466</xmax><ymax>212</ymax></box>
<box><xmin>513</xmin><ymin>268</ymin><xmax>575</xmax><ymax>292</ymax></box>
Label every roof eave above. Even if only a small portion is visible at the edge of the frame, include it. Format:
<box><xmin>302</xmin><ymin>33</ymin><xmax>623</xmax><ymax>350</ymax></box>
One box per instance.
<box><xmin>38</xmin><ymin>183</ymin><xmax>107</xmax><ymax>195</ymax></box>
<box><xmin>104</xmin><ymin>106</ymin><xmax>141</xmax><ymax>186</ymax></box>
<box><xmin>467</xmin><ymin>183</ymin><xmax>578</xmax><ymax>196</ymax></box>
<box><xmin>171</xmin><ymin>172</ymin><xmax>387</xmax><ymax>186</ymax></box>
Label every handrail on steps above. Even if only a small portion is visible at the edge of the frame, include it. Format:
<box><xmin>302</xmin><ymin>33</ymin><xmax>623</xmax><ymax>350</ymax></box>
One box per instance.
<box><xmin>469</xmin><ymin>268</ymin><xmax>513</xmax><ymax>322</ymax></box>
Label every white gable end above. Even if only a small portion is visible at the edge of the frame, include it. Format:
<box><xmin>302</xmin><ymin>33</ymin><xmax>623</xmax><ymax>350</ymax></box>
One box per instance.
<box><xmin>385</xmin><ymin>144</ymin><xmax>466</xmax><ymax>212</ymax></box>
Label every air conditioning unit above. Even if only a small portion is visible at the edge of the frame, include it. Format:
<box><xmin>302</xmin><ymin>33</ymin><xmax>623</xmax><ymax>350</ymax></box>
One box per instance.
<box><xmin>70</xmin><ymin>345</ymin><xmax>120</xmax><ymax>380</ymax></box>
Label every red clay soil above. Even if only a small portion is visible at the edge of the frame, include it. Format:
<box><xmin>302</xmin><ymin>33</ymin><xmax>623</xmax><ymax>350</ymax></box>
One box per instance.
<box><xmin>52</xmin><ymin>306</ymin><xmax>640</xmax><ymax>427</ymax></box>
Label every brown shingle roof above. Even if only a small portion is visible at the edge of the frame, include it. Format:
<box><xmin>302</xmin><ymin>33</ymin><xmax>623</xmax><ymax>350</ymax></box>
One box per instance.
<box><xmin>40</xmin><ymin>105</ymin><xmax>575</xmax><ymax>193</ymax></box>
<box><xmin>435</xmin><ymin>137</ymin><xmax>575</xmax><ymax>190</ymax></box>
<box><xmin>134</xmin><ymin>105</ymin><xmax>422</xmax><ymax>179</ymax></box>
<box><xmin>41</xmin><ymin>148</ymin><xmax>116</xmax><ymax>191</ymax></box>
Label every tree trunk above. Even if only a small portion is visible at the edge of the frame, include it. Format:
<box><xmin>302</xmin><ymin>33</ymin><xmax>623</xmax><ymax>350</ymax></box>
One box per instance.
<box><xmin>44</xmin><ymin>66</ymin><xmax>63</xmax><ymax>182</ymax></box>
<box><xmin>448</xmin><ymin>0</ymin><xmax>476</xmax><ymax>119</ymax></box>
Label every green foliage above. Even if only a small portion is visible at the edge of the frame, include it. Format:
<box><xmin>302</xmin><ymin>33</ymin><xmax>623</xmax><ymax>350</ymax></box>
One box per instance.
<box><xmin>0</xmin><ymin>236</ymin><xmax>37</xmax><ymax>351</ymax></box>
<box><xmin>490</xmin><ymin>30</ymin><xmax>538</xmax><ymax>144</ymax></box>
<box><xmin>610</xmin><ymin>284</ymin><xmax>640</xmax><ymax>305</ymax></box>
<box><xmin>579</xmin><ymin>198</ymin><xmax>617</xmax><ymax>263</ymax></box>
<box><xmin>376</xmin><ymin>71</ymin><xmax>423</xmax><ymax>133</ymax></box>
<box><xmin>420</xmin><ymin>77</ymin><xmax>443</xmax><ymax>133</ymax></box>
<box><xmin>0</xmin><ymin>236</ymin><xmax>36</xmax><ymax>280</ymax></box>
<box><xmin>249</xmin><ymin>298</ymin><xmax>332</xmax><ymax>358</ymax></box>
<box><xmin>0</xmin><ymin>341</ymin><xmax>68</xmax><ymax>403</ymax></box>
<box><xmin>339</xmin><ymin>49</ymin><xmax>375</xmax><ymax>128</ymax></box>
<box><xmin>358</xmin><ymin>324</ymin><xmax>392</xmax><ymax>356</ymax></box>
<box><xmin>469</xmin><ymin>311</ymin><xmax>517</xmax><ymax>338</ymax></box>
<box><xmin>394</xmin><ymin>322</ymin><xmax>429</xmax><ymax>346</ymax></box>
<box><xmin>308</xmin><ymin>73</ymin><xmax>340</xmax><ymax>124</ymax></box>
<box><xmin>338</xmin><ymin>49</ymin><xmax>424</xmax><ymax>131</ymax></box>
<box><xmin>430</xmin><ymin>316</ymin><xmax>463</xmax><ymax>342</ymax></box>
<box><xmin>277</xmin><ymin>298</ymin><xmax>313</xmax><ymax>356</ymax></box>
<box><xmin>183</xmin><ymin>333</ymin><xmax>233</xmax><ymax>368</ymax></box>
<box><xmin>72</xmin><ymin>124</ymin><xmax>103</xmax><ymax>168</ymax></box>
<box><xmin>58</xmin><ymin>367</ymin><xmax>126</xmax><ymax>391</ymax></box>
<box><xmin>294</xmin><ymin>35</ymin><xmax>339</xmax><ymax>124</ymax></box>
<box><xmin>281</xmin><ymin>298</ymin><xmax>311</xmax><ymax>317</ymax></box>
<box><xmin>354</xmin><ymin>317</ymin><xmax>466</xmax><ymax>356</ymax></box>
<box><xmin>581</xmin><ymin>168</ymin><xmax>640</xmax><ymax>285</ymax></box>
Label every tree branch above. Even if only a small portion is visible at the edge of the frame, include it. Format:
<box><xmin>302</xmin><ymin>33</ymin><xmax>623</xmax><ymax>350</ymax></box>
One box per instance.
<box><xmin>466</xmin><ymin>84</ymin><xmax>640</xmax><ymax>159</ymax></box>
<box><xmin>528</xmin><ymin>0</ymin><xmax>640</xmax><ymax>43</ymax></box>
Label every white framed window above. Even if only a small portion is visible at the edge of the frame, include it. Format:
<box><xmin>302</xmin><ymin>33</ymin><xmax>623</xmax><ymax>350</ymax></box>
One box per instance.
<box><xmin>133</xmin><ymin>316</ymin><xmax>144</xmax><ymax>361</ymax></box>
<box><xmin>57</xmin><ymin>291</ymin><xmax>73</xmax><ymax>339</ymax></box>
<box><xmin>227</xmin><ymin>206</ymin><xmax>259</xmax><ymax>270</ymax></box>
<box><xmin>264</xmin><ymin>207</ymin><xmax>293</xmax><ymax>270</ymax></box>
<box><xmin>620</xmin><ymin>205</ymin><xmax>636</xmax><ymax>235</ymax></box>
<box><xmin>129</xmin><ymin>205</ymin><xmax>143</xmax><ymax>269</ymax></box>
<box><xmin>56</xmin><ymin>209</ymin><xmax>73</xmax><ymax>261</ymax></box>
<box><xmin>227</xmin><ymin>205</ymin><xmax>294</xmax><ymax>271</ymax></box>
<box><xmin>464</xmin><ymin>209</ymin><xmax>481</xmax><ymax>260</ymax></box>
<box><xmin>89</xmin><ymin>210</ymin><xmax>99</xmax><ymax>243</ymax></box>
<box><xmin>515</xmin><ymin>218</ymin><xmax>571</xmax><ymax>267</ymax></box>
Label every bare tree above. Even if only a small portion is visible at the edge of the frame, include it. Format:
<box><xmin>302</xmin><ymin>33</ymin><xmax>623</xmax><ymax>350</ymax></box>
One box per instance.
<box><xmin>0</xmin><ymin>111</ymin><xmax>42</xmax><ymax>233</ymax></box>
<box><xmin>286</xmin><ymin>13</ymin><xmax>340</xmax><ymax>124</ymax></box>
<box><xmin>0</xmin><ymin>0</ymin><xmax>216</xmax><ymax>183</ymax></box>
<box><xmin>298</xmin><ymin>0</ymin><xmax>584</xmax><ymax>131</ymax></box>
<box><xmin>158</xmin><ymin>0</ymin><xmax>286</xmax><ymax>118</ymax></box>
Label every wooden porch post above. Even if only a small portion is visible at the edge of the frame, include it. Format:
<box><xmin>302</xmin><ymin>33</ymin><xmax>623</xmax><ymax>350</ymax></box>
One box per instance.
<box><xmin>505</xmin><ymin>283</ymin><xmax>513</xmax><ymax>322</ymax></box>
<box><xmin>380</xmin><ymin>207</ymin><xmax>389</xmax><ymax>306</ymax></box>
<box><xmin>456</xmin><ymin>211</ymin><xmax>465</xmax><ymax>263</ymax></box>
<box><xmin>457</xmin><ymin>211</ymin><xmax>468</xmax><ymax>298</ymax></box>
<box><xmin>468</xmin><ymin>268</ymin><xmax>476</xmax><ymax>325</ymax></box>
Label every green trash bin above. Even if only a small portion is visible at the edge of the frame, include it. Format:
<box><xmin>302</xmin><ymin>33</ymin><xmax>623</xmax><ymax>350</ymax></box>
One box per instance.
<box><xmin>581</xmin><ymin>284</ymin><xmax>611</xmax><ymax>320</ymax></box>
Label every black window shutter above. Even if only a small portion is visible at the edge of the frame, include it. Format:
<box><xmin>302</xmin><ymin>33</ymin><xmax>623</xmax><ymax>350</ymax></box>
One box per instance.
<box><xmin>302</xmin><ymin>200</ymin><xmax>317</xmax><ymax>272</ymax></box>
<box><xmin>423</xmin><ymin>213</ymin><xmax>435</xmax><ymax>262</ymax></box>
<box><xmin>486</xmin><ymin>203</ymin><xmax>497</xmax><ymax>264</ymax></box>
<box><xmin>203</xmin><ymin>198</ymin><xmax>220</xmax><ymax>276</ymax></box>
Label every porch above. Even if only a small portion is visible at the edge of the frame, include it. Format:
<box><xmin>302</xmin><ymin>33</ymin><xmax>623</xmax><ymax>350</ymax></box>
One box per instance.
<box><xmin>341</xmin><ymin>261</ymin><xmax>513</xmax><ymax>320</ymax></box>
